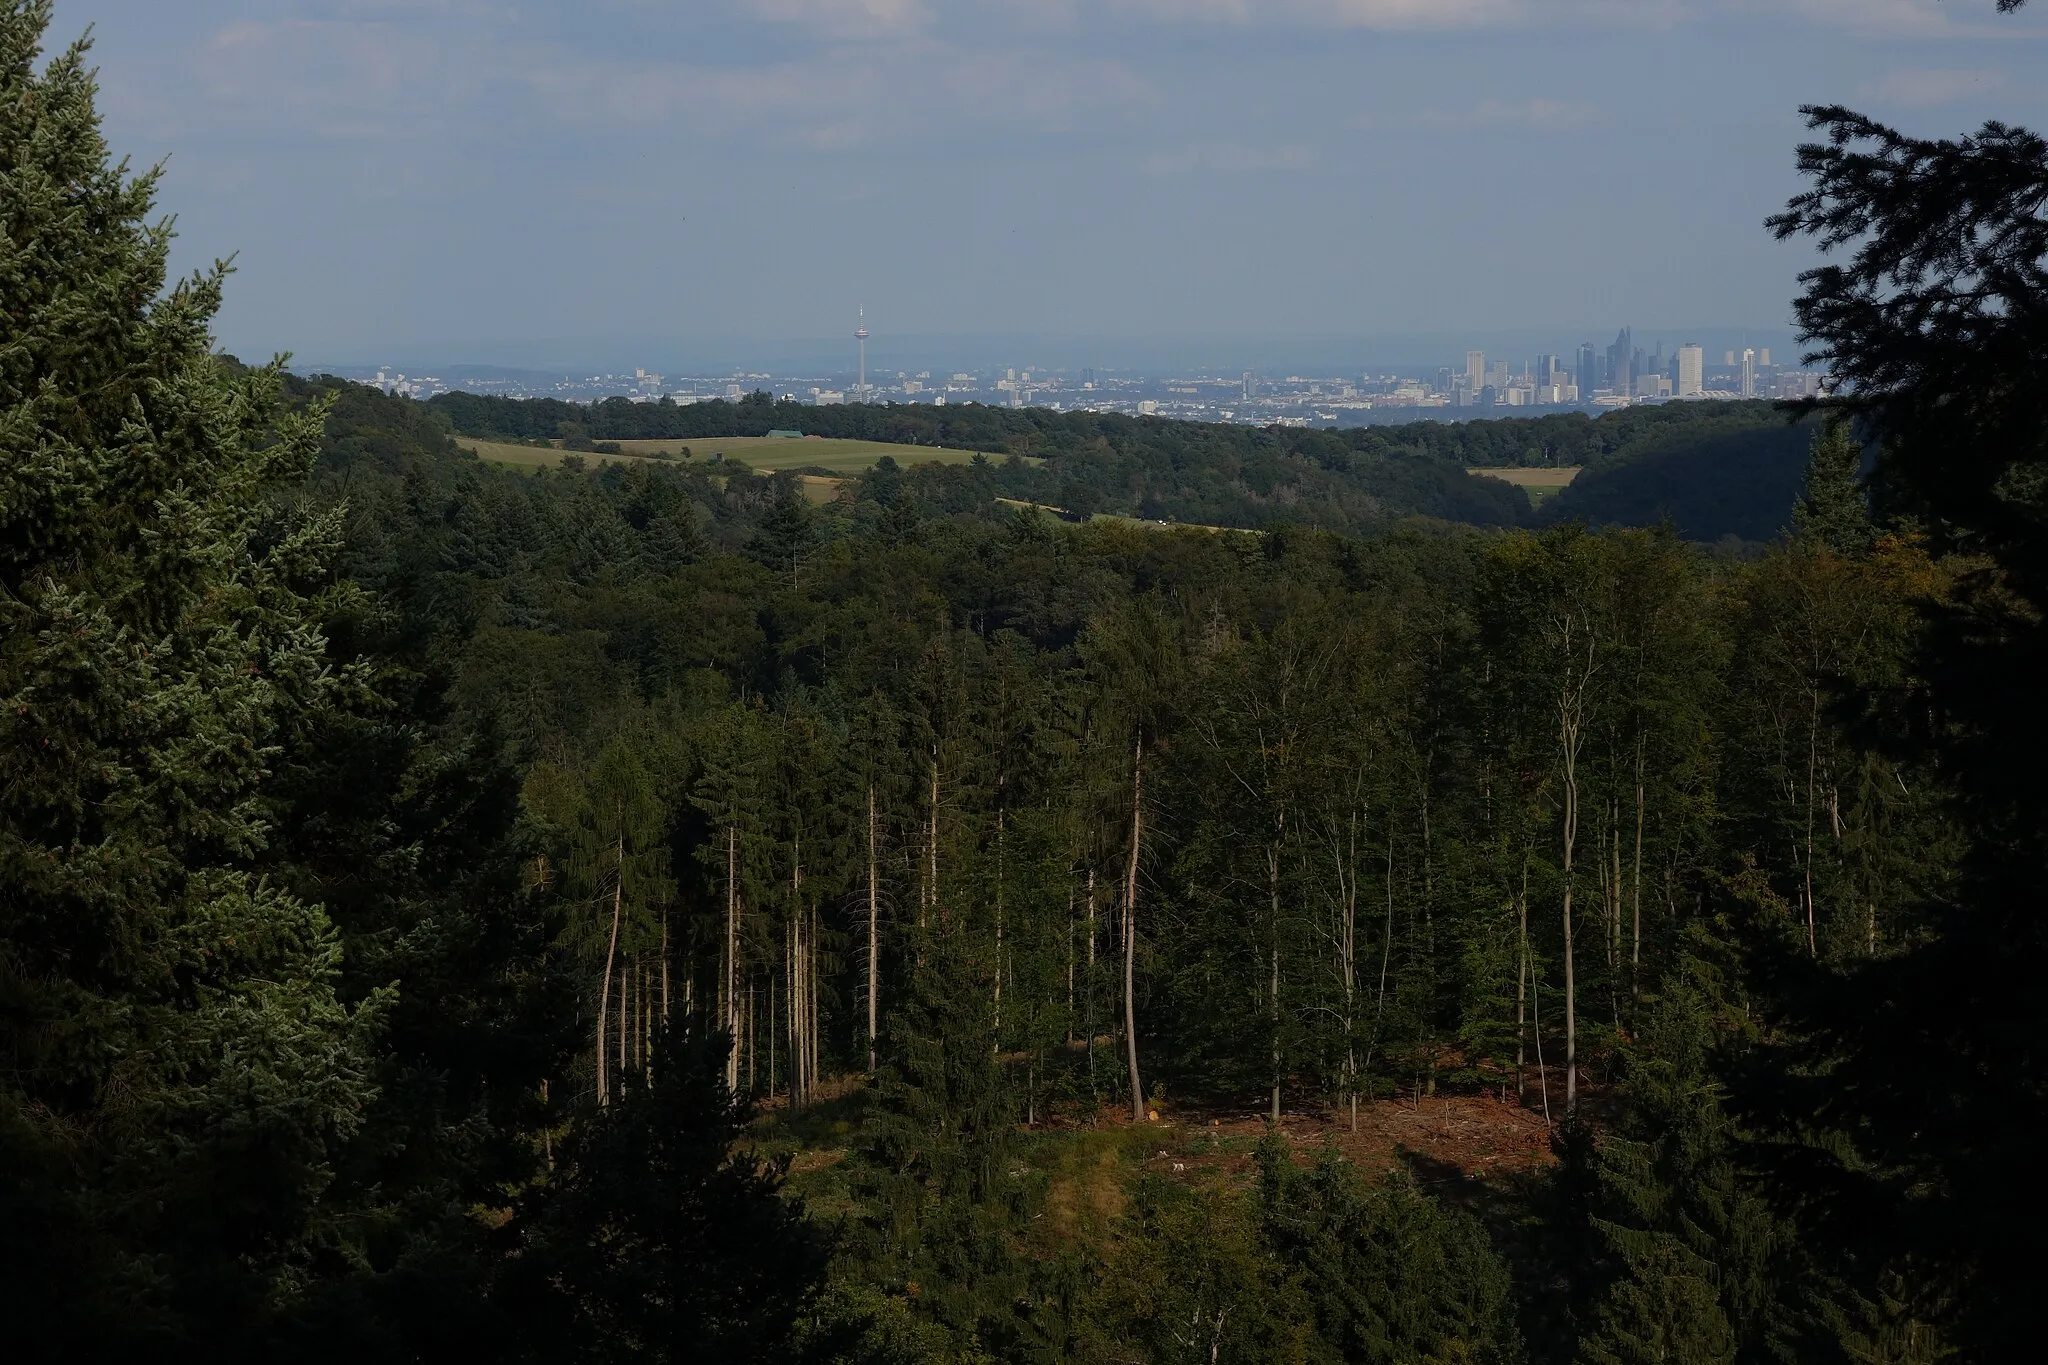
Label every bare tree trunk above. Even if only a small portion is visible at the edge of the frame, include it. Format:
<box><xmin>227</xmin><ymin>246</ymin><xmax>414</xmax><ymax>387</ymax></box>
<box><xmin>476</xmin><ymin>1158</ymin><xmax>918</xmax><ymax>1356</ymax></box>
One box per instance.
<box><xmin>1124</xmin><ymin>734</ymin><xmax>1146</xmax><ymax>1124</ymax></box>
<box><xmin>809</xmin><ymin>905</ymin><xmax>821</xmax><ymax>1095</ymax></box>
<box><xmin>598</xmin><ymin>834</ymin><xmax>623</xmax><ymax>1106</ymax></box>
<box><xmin>1631</xmin><ymin>737</ymin><xmax>1645</xmax><ymax>1003</ymax></box>
<box><xmin>773</xmin><ymin>931</ymin><xmax>783</xmax><ymax>1101</ymax></box>
<box><xmin>1531</xmin><ymin>959</ymin><xmax>1552</xmax><ymax>1128</ymax></box>
<box><xmin>1609</xmin><ymin>798</ymin><xmax>1623</xmax><ymax>1031</ymax></box>
<box><xmin>1339</xmin><ymin>805</ymin><xmax>1360</xmax><ymax>1133</ymax></box>
<box><xmin>1559</xmin><ymin>628</ymin><xmax>1591</xmax><ymax>1116</ymax></box>
<box><xmin>1085</xmin><ymin>865</ymin><xmax>1098</xmax><ymax>1087</ymax></box>
<box><xmin>994</xmin><ymin>807</ymin><xmax>1005</xmax><ymax>1041</ymax></box>
<box><xmin>1364</xmin><ymin>823</ymin><xmax>1395</xmax><ymax>1100</ymax></box>
<box><xmin>1066</xmin><ymin>879</ymin><xmax>1077</xmax><ymax>1047</ymax></box>
<box><xmin>725</xmin><ymin>824</ymin><xmax>740</xmax><ymax>1092</ymax></box>
<box><xmin>781</xmin><ymin>920</ymin><xmax>792</xmax><ymax>1109</ymax></box>
<box><xmin>1268</xmin><ymin>808</ymin><xmax>1284</xmax><ymax>1123</ymax></box>
<box><xmin>867</xmin><ymin>782</ymin><xmax>880</xmax><ymax>1074</ymax></box>
<box><xmin>925</xmin><ymin>747</ymin><xmax>940</xmax><ymax>930</ymax></box>
<box><xmin>791</xmin><ymin>835</ymin><xmax>805</xmax><ymax>1111</ymax></box>
<box><xmin>661</xmin><ymin>906</ymin><xmax>671</xmax><ymax>1024</ymax></box>
<box><xmin>1804</xmin><ymin>685</ymin><xmax>1820</xmax><ymax>956</ymax></box>
<box><xmin>1515</xmin><ymin>854</ymin><xmax>1529</xmax><ymax>1102</ymax></box>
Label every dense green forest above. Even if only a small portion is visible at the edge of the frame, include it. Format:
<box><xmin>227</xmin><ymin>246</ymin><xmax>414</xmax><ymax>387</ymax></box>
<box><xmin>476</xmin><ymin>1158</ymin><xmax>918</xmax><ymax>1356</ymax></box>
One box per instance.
<box><xmin>6</xmin><ymin>3</ymin><xmax>2048</xmax><ymax>1362</ymax></box>
<box><xmin>431</xmin><ymin>388</ymin><xmax>1809</xmax><ymax>542</ymax></box>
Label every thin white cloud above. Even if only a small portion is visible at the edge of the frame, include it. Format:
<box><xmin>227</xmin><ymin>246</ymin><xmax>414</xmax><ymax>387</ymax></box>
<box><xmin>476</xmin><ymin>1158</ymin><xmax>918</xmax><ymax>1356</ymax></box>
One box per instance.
<box><xmin>1144</xmin><ymin>140</ymin><xmax>1318</xmax><ymax>175</ymax></box>
<box><xmin>1761</xmin><ymin>0</ymin><xmax>2033</xmax><ymax>38</ymax></box>
<box><xmin>741</xmin><ymin>0</ymin><xmax>933</xmax><ymax>38</ymax></box>
<box><xmin>1858</xmin><ymin>67</ymin><xmax>2006</xmax><ymax>106</ymax></box>
<box><xmin>1359</xmin><ymin>96</ymin><xmax>1599</xmax><ymax>132</ymax></box>
<box><xmin>1111</xmin><ymin>0</ymin><xmax>1526</xmax><ymax>29</ymax></box>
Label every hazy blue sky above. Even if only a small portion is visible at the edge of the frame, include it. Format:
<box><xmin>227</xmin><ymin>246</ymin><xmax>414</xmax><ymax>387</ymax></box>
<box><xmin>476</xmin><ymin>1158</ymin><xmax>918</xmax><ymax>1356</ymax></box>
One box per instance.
<box><xmin>65</xmin><ymin>0</ymin><xmax>2046</xmax><ymax>371</ymax></box>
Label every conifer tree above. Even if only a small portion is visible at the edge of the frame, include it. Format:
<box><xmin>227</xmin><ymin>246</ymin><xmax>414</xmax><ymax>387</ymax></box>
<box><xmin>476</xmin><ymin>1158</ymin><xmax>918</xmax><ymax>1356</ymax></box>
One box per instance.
<box><xmin>504</xmin><ymin>1028</ymin><xmax>827</xmax><ymax>1363</ymax></box>
<box><xmin>0</xmin><ymin>3</ymin><xmax>382</xmax><ymax>1349</ymax></box>
<box><xmin>1791</xmin><ymin>419</ymin><xmax>1873</xmax><ymax>554</ymax></box>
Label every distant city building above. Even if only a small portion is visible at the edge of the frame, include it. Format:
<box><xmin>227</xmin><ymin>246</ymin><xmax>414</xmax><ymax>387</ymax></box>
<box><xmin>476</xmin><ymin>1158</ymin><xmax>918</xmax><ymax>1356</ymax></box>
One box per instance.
<box><xmin>1466</xmin><ymin>350</ymin><xmax>1486</xmax><ymax>390</ymax></box>
<box><xmin>1608</xmin><ymin>327</ymin><xmax>1633</xmax><ymax>396</ymax></box>
<box><xmin>1741</xmin><ymin>348</ymin><xmax>1756</xmax><ymax>399</ymax></box>
<box><xmin>1759</xmin><ymin>348</ymin><xmax>1772</xmax><ymax>367</ymax></box>
<box><xmin>1577</xmin><ymin>343</ymin><xmax>1598</xmax><ymax>397</ymax></box>
<box><xmin>1138</xmin><ymin>400</ymin><xmax>1159</xmax><ymax>416</ymax></box>
<box><xmin>1677</xmin><ymin>344</ymin><xmax>1705</xmax><ymax>397</ymax></box>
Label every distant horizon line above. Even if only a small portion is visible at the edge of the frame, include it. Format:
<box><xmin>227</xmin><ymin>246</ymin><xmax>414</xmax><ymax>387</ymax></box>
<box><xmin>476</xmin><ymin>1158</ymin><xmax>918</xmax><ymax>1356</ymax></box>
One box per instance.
<box><xmin>285</xmin><ymin>324</ymin><xmax>1805</xmax><ymax>379</ymax></box>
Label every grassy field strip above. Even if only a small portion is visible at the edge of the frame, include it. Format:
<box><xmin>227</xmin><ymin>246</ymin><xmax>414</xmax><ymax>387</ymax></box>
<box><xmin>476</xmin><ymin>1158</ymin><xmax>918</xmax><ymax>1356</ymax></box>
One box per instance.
<box><xmin>611</xmin><ymin>436</ymin><xmax>987</xmax><ymax>472</ymax></box>
<box><xmin>456</xmin><ymin>436</ymin><xmax>632</xmax><ymax>469</ymax></box>
<box><xmin>456</xmin><ymin>434</ymin><xmax>1026</xmax><ymax>475</ymax></box>
<box><xmin>1468</xmin><ymin>465</ymin><xmax>1581</xmax><ymax>506</ymax></box>
<box><xmin>795</xmin><ymin>474</ymin><xmax>846</xmax><ymax>505</ymax></box>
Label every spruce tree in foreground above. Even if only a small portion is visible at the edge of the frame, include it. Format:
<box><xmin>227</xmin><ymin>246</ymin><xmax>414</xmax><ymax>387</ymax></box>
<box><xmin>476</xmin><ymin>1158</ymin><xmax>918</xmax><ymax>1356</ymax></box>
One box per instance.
<box><xmin>0</xmin><ymin>2</ymin><xmax>380</xmax><ymax>1353</ymax></box>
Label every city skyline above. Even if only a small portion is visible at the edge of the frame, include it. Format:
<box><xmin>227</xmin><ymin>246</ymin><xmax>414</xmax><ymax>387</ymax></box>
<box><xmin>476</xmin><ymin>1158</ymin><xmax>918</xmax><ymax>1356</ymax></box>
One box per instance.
<box><xmin>345</xmin><ymin>317</ymin><xmax>1822</xmax><ymax>426</ymax></box>
<box><xmin>72</xmin><ymin>1</ymin><xmax>2043</xmax><ymax>364</ymax></box>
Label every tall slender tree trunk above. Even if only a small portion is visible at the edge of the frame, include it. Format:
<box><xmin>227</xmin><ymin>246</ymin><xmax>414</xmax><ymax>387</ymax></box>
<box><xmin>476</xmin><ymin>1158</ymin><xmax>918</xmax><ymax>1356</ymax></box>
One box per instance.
<box><xmin>994</xmin><ymin>807</ymin><xmax>1006</xmax><ymax>1040</ymax></box>
<box><xmin>1267</xmin><ymin>807</ymin><xmax>1285</xmax><ymax>1123</ymax></box>
<box><xmin>809</xmin><ymin>904</ymin><xmax>820</xmax><ymax>1095</ymax></box>
<box><xmin>1066</xmin><ymin>880</ymin><xmax>1076</xmax><ymax>1047</ymax></box>
<box><xmin>1531</xmin><ymin>958</ymin><xmax>1552</xmax><ymax>1128</ymax></box>
<box><xmin>1515</xmin><ymin>854</ymin><xmax>1530</xmax><ymax>1102</ymax></box>
<box><xmin>1124</xmin><ymin>734</ymin><xmax>1146</xmax><ymax>1124</ymax></box>
<box><xmin>1609</xmin><ymin>799</ymin><xmax>1623</xmax><ymax>1031</ymax></box>
<box><xmin>867</xmin><ymin>782</ymin><xmax>880</xmax><ymax>1074</ymax></box>
<box><xmin>661</xmin><ymin>907</ymin><xmax>671</xmax><ymax>1023</ymax></box>
<box><xmin>1339</xmin><ymin>805</ymin><xmax>1360</xmax><ymax>1133</ymax></box>
<box><xmin>1364</xmin><ymin>824</ymin><xmax>1395</xmax><ymax>1100</ymax></box>
<box><xmin>1560</xmin><ymin>675</ymin><xmax>1585</xmax><ymax>1116</ymax></box>
<box><xmin>598</xmin><ymin>834</ymin><xmax>624</xmax><ymax>1106</ymax></box>
<box><xmin>1631</xmin><ymin>736</ymin><xmax>1645</xmax><ymax>1003</ymax></box>
<box><xmin>1804</xmin><ymin>685</ymin><xmax>1821</xmax><ymax>956</ymax></box>
<box><xmin>791</xmin><ymin>835</ymin><xmax>805</xmax><ymax>1111</ymax></box>
<box><xmin>1085</xmin><ymin>866</ymin><xmax>1098</xmax><ymax>1087</ymax></box>
<box><xmin>783</xmin><ymin>920</ymin><xmax>794</xmax><ymax>1110</ymax></box>
<box><xmin>725</xmin><ymin>824</ymin><xmax>740</xmax><ymax>1092</ymax></box>
<box><xmin>925</xmin><ymin>747</ymin><xmax>940</xmax><ymax>930</ymax></box>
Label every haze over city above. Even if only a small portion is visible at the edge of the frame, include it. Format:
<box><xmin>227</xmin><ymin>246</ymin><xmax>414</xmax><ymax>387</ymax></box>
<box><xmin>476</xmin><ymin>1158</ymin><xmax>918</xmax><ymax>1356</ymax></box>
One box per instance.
<box><xmin>77</xmin><ymin>0</ymin><xmax>2044</xmax><ymax>372</ymax></box>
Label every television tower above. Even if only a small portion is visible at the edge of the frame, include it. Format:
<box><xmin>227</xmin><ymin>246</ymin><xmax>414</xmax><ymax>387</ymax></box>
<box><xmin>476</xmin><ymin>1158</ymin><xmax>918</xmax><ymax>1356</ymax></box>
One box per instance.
<box><xmin>854</xmin><ymin>306</ymin><xmax>870</xmax><ymax>397</ymax></box>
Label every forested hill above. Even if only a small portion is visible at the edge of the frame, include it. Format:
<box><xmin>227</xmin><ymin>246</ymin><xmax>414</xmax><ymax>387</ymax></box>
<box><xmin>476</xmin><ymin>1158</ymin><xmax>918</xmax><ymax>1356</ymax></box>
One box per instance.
<box><xmin>428</xmin><ymin>387</ymin><xmax>1809</xmax><ymax>538</ymax></box>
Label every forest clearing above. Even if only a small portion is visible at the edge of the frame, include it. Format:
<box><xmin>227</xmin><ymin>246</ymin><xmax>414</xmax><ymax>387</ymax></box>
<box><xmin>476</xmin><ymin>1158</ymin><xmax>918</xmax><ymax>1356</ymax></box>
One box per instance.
<box><xmin>1468</xmin><ymin>466</ymin><xmax>1581</xmax><ymax>506</ymax></box>
<box><xmin>456</xmin><ymin>432</ymin><xmax>962</xmax><ymax>472</ymax></box>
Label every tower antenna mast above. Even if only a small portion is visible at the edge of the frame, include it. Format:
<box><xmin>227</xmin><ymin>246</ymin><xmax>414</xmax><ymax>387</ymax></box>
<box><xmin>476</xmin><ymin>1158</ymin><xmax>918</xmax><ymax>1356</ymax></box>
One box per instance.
<box><xmin>855</xmin><ymin>306</ymin><xmax>870</xmax><ymax>399</ymax></box>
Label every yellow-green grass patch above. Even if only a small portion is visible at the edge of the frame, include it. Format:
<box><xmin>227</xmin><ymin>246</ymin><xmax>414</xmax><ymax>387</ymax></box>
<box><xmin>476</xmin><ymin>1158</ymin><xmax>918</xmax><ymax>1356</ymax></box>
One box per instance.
<box><xmin>457</xmin><ymin>433</ymin><xmax>1030</xmax><ymax>475</ymax></box>
<box><xmin>1468</xmin><ymin>465</ymin><xmax>1581</xmax><ymax>506</ymax></box>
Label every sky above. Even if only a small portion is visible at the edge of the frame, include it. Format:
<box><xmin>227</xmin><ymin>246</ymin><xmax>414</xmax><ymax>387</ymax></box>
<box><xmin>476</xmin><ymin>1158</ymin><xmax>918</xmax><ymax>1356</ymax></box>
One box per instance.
<box><xmin>63</xmin><ymin>0</ymin><xmax>2048</xmax><ymax>373</ymax></box>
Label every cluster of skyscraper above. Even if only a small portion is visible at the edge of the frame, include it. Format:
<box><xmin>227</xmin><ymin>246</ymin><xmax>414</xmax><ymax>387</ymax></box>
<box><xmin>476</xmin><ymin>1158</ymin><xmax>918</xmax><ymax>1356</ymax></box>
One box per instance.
<box><xmin>1447</xmin><ymin>328</ymin><xmax>1777</xmax><ymax>408</ymax></box>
